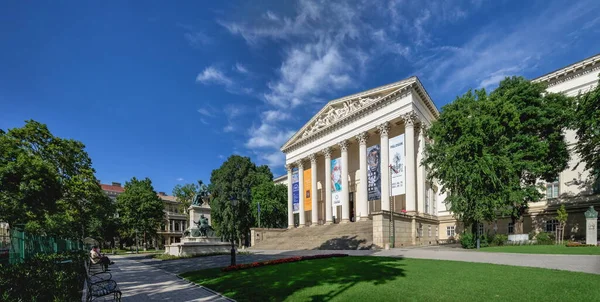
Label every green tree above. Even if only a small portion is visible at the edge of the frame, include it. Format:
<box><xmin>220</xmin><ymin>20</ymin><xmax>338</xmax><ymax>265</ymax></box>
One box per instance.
<box><xmin>251</xmin><ymin>182</ymin><xmax>287</xmax><ymax>229</ymax></box>
<box><xmin>572</xmin><ymin>76</ymin><xmax>600</xmax><ymax>191</ymax></box>
<box><xmin>116</xmin><ymin>177</ymin><xmax>164</xmax><ymax>251</ymax></box>
<box><xmin>0</xmin><ymin>120</ymin><xmax>111</xmax><ymax>239</ymax></box>
<box><xmin>172</xmin><ymin>181</ymin><xmax>200</xmax><ymax>214</ymax></box>
<box><xmin>209</xmin><ymin>155</ymin><xmax>273</xmax><ymax>246</ymax></box>
<box><xmin>424</xmin><ymin>77</ymin><xmax>572</xmax><ymax>235</ymax></box>
<box><xmin>556</xmin><ymin>204</ymin><xmax>568</xmax><ymax>244</ymax></box>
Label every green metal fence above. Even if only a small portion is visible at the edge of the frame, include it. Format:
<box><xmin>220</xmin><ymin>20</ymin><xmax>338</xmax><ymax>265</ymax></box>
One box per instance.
<box><xmin>0</xmin><ymin>229</ymin><xmax>86</xmax><ymax>265</ymax></box>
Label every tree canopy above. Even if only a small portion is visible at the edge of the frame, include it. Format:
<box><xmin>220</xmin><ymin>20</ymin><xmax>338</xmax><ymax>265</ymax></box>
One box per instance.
<box><xmin>116</xmin><ymin>177</ymin><xmax>164</xmax><ymax>244</ymax></box>
<box><xmin>208</xmin><ymin>155</ymin><xmax>273</xmax><ymax>245</ymax></box>
<box><xmin>0</xmin><ymin>120</ymin><xmax>110</xmax><ymax>239</ymax></box>
<box><xmin>424</xmin><ymin>77</ymin><xmax>572</xmax><ymax>234</ymax></box>
<box><xmin>172</xmin><ymin>181</ymin><xmax>200</xmax><ymax>213</ymax></box>
<box><xmin>251</xmin><ymin>182</ymin><xmax>287</xmax><ymax>229</ymax></box>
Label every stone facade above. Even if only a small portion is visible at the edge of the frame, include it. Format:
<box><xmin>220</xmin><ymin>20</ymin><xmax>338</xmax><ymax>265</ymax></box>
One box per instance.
<box><xmin>276</xmin><ymin>54</ymin><xmax>600</xmax><ymax>246</ymax></box>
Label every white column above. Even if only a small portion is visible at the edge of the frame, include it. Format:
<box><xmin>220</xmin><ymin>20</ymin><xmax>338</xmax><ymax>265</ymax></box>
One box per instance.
<box><xmin>310</xmin><ymin>154</ymin><xmax>318</xmax><ymax>226</ymax></box>
<box><xmin>297</xmin><ymin>160</ymin><xmax>306</xmax><ymax>227</ymax></box>
<box><xmin>416</xmin><ymin>124</ymin><xmax>426</xmax><ymax>214</ymax></box>
<box><xmin>405</xmin><ymin>113</ymin><xmax>417</xmax><ymax>213</ymax></box>
<box><xmin>357</xmin><ymin>132</ymin><xmax>369</xmax><ymax>220</ymax></box>
<box><xmin>286</xmin><ymin>165</ymin><xmax>294</xmax><ymax>228</ymax></box>
<box><xmin>323</xmin><ymin>147</ymin><xmax>333</xmax><ymax>224</ymax></box>
<box><xmin>378</xmin><ymin>123</ymin><xmax>390</xmax><ymax>211</ymax></box>
<box><xmin>339</xmin><ymin>140</ymin><xmax>350</xmax><ymax>223</ymax></box>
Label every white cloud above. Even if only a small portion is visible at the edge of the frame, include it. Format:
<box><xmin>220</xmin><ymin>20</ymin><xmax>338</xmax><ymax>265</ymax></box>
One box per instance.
<box><xmin>176</xmin><ymin>177</ymin><xmax>184</xmax><ymax>182</ymax></box>
<box><xmin>259</xmin><ymin>151</ymin><xmax>286</xmax><ymax>168</ymax></box>
<box><xmin>263</xmin><ymin>11</ymin><xmax>280</xmax><ymax>21</ymax></box>
<box><xmin>245</xmin><ymin>123</ymin><xmax>295</xmax><ymax>149</ymax></box>
<box><xmin>197</xmin><ymin>108</ymin><xmax>213</xmax><ymax>117</ymax></box>
<box><xmin>184</xmin><ymin>31</ymin><xmax>211</xmax><ymax>47</ymax></box>
<box><xmin>196</xmin><ymin>66</ymin><xmax>233</xmax><ymax>86</ymax></box>
<box><xmin>262</xmin><ymin>110</ymin><xmax>291</xmax><ymax>123</ymax></box>
<box><xmin>222</xmin><ymin>104</ymin><xmax>246</xmax><ymax>133</ymax></box>
<box><xmin>234</xmin><ymin>63</ymin><xmax>249</xmax><ymax>74</ymax></box>
<box><xmin>199</xmin><ymin>118</ymin><xmax>209</xmax><ymax>125</ymax></box>
<box><xmin>218</xmin><ymin>154</ymin><xmax>225</xmax><ymax>159</ymax></box>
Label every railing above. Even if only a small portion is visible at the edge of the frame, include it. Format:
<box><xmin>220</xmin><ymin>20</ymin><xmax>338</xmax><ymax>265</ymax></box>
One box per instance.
<box><xmin>0</xmin><ymin>229</ymin><xmax>86</xmax><ymax>265</ymax></box>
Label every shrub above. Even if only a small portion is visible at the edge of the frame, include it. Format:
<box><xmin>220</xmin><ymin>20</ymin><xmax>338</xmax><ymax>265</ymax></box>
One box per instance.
<box><xmin>529</xmin><ymin>230</ymin><xmax>536</xmax><ymax>240</ymax></box>
<box><xmin>460</xmin><ymin>232</ymin><xmax>475</xmax><ymax>249</ymax></box>
<box><xmin>535</xmin><ymin>232</ymin><xmax>555</xmax><ymax>245</ymax></box>
<box><xmin>0</xmin><ymin>250</ymin><xmax>87</xmax><ymax>302</ymax></box>
<box><xmin>565</xmin><ymin>242</ymin><xmax>597</xmax><ymax>247</ymax></box>
<box><xmin>492</xmin><ymin>234</ymin><xmax>508</xmax><ymax>246</ymax></box>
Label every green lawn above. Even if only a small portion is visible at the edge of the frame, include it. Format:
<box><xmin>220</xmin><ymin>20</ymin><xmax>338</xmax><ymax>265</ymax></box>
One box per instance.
<box><xmin>180</xmin><ymin>256</ymin><xmax>600</xmax><ymax>302</ymax></box>
<box><xmin>479</xmin><ymin>245</ymin><xmax>600</xmax><ymax>255</ymax></box>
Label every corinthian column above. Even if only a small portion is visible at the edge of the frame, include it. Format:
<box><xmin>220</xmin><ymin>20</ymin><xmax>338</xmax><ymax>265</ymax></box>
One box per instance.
<box><xmin>309</xmin><ymin>154</ymin><xmax>318</xmax><ymax>226</ymax></box>
<box><xmin>339</xmin><ymin>140</ymin><xmax>350</xmax><ymax>223</ymax></box>
<box><xmin>416</xmin><ymin>124</ymin><xmax>426</xmax><ymax>214</ymax></box>
<box><xmin>357</xmin><ymin>132</ymin><xmax>369</xmax><ymax>220</ymax></box>
<box><xmin>378</xmin><ymin>122</ymin><xmax>390</xmax><ymax>211</ymax></box>
<box><xmin>323</xmin><ymin>147</ymin><xmax>333</xmax><ymax>224</ymax></box>
<box><xmin>404</xmin><ymin>112</ymin><xmax>417</xmax><ymax>213</ymax></box>
<box><xmin>297</xmin><ymin>159</ymin><xmax>306</xmax><ymax>227</ymax></box>
<box><xmin>286</xmin><ymin>164</ymin><xmax>294</xmax><ymax>228</ymax></box>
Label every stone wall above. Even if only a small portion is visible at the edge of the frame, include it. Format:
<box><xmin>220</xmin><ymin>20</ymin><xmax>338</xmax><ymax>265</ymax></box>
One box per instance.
<box><xmin>250</xmin><ymin>228</ymin><xmax>288</xmax><ymax>247</ymax></box>
<box><xmin>372</xmin><ymin>211</ymin><xmax>439</xmax><ymax>247</ymax></box>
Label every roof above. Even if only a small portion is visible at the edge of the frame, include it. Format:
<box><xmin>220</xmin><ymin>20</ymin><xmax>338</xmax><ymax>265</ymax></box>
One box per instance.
<box><xmin>100</xmin><ymin>184</ymin><xmax>124</xmax><ymax>193</ymax></box>
<box><xmin>273</xmin><ymin>174</ymin><xmax>287</xmax><ymax>182</ymax></box>
<box><xmin>158</xmin><ymin>195</ymin><xmax>179</xmax><ymax>202</ymax></box>
<box><xmin>532</xmin><ymin>53</ymin><xmax>600</xmax><ymax>83</ymax></box>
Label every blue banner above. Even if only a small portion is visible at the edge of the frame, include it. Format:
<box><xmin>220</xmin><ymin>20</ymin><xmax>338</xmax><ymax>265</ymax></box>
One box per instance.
<box><xmin>292</xmin><ymin>168</ymin><xmax>299</xmax><ymax>212</ymax></box>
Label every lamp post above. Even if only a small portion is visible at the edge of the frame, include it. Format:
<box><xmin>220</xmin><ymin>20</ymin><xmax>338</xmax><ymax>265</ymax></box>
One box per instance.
<box><xmin>229</xmin><ymin>197</ymin><xmax>238</xmax><ymax>266</ymax></box>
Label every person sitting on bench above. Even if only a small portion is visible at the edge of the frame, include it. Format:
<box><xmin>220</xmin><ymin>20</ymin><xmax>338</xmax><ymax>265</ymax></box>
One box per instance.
<box><xmin>90</xmin><ymin>246</ymin><xmax>114</xmax><ymax>270</ymax></box>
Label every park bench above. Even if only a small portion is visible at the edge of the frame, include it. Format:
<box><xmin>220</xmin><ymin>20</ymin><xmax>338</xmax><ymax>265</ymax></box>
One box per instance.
<box><xmin>84</xmin><ymin>259</ymin><xmax>121</xmax><ymax>301</ymax></box>
<box><xmin>86</xmin><ymin>256</ymin><xmax>108</xmax><ymax>274</ymax></box>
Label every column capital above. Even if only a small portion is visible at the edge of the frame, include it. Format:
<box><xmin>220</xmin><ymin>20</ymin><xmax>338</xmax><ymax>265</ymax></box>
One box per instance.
<box><xmin>402</xmin><ymin>111</ymin><xmax>419</xmax><ymax>127</ymax></box>
<box><xmin>321</xmin><ymin>147</ymin><xmax>332</xmax><ymax>158</ymax></box>
<box><xmin>356</xmin><ymin>132</ymin><xmax>369</xmax><ymax>145</ymax></box>
<box><xmin>338</xmin><ymin>140</ymin><xmax>349</xmax><ymax>152</ymax></box>
<box><xmin>296</xmin><ymin>159</ymin><xmax>305</xmax><ymax>169</ymax></box>
<box><xmin>285</xmin><ymin>164</ymin><xmax>293</xmax><ymax>172</ymax></box>
<box><xmin>377</xmin><ymin>122</ymin><xmax>390</xmax><ymax>136</ymax></box>
<box><xmin>308</xmin><ymin>153</ymin><xmax>317</xmax><ymax>164</ymax></box>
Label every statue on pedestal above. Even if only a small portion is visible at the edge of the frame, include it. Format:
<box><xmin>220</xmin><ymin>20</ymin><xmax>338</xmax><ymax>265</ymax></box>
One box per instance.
<box><xmin>192</xmin><ymin>181</ymin><xmax>210</xmax><ymax>206</ymax></box>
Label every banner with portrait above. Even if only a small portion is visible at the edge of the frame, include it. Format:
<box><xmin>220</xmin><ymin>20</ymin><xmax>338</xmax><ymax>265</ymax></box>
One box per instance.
<box><xmin>331</xmin><ymin>158</ymin><xmax>342</xmax><ymax>206</ymax></box>
<box><xmin>389</xmin><ymin>134</ymin><xmax>406</xmax><ymax>196</ymax></box>
<box><xmin>367</xmin><ymin>144</ymin><xmax>381</xmax><ymax>201</ymax></box>
<box><xmin>292</xmin><ymin>169</ymin><xmax>299</xmax><ymax>212</ymax></box>
<box><xmin>304</xmin><ymin>168</ymin><xmax>312</xmax><ymax>211</ymax></box>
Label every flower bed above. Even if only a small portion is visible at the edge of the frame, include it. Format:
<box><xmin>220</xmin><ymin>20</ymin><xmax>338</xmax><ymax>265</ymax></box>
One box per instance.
<box><xmin>222</xmin><ymin>253</ymin><xmax>348</xmax><ymax>272</ymax></box>
<box><xmin>565</xmin><ymin>242</ymin><xmax>598</xmax><ymax>247</ymax></box>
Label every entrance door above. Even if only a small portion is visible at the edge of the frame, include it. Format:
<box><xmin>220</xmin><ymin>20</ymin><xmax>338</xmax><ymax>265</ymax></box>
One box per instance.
<box><xmin>349</xmin><ymin>192</ymin><xmax>355</xmax><ymax>222</ymax></box>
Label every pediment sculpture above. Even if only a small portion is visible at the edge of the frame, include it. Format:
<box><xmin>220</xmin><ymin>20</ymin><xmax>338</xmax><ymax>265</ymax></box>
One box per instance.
<box><xmin>301</xmin><ymin>96</ymin><xmax>379</xmax><ymax>138</ymax></box>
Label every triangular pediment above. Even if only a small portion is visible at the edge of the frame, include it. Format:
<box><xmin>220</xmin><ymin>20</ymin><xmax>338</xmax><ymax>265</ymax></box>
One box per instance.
<box><xmin>281</xmin><ymin>77</ymin><xmax>417</xmax><ymax>151</ymax></box>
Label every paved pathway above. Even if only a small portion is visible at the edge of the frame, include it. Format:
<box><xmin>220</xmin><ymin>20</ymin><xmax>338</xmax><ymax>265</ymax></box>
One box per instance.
<box><xmin>109</xmin><ymin>255</ymin><xmax>232</xmax><ymax>301</ymax></box>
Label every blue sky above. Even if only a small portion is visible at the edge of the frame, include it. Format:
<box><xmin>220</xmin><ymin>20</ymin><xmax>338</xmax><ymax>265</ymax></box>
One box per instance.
<box><xmin>1</xmin><ymin>0</ymin><xmax>599</xmax><ymax>193</ymax></box>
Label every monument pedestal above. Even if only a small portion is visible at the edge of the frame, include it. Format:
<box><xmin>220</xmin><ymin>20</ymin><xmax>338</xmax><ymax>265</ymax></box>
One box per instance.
<box><xmin>585</xmin><ymin>206</ymin><xmax>598</xmax><ymax>246</ymax></box>
<box><xmin>165</xmin><ymin>236</ymin><xmax>230</xmax><ymax>256</ymax></box>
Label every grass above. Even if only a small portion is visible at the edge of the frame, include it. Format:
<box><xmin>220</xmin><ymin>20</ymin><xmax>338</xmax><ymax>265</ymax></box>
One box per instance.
<box><xmin>181</xmin><ymin>256</ymin><xmax>600</xmax><ymax>302</ymax></box>
<box><xmin>152</xmin><ymin>251</ymin><xmax>253</xmax><ymax>261</ymax></box>
<box><xmin>479</xmin><ymin>245</ymin><xmax>600</xmax><ymax>255</ymax></box>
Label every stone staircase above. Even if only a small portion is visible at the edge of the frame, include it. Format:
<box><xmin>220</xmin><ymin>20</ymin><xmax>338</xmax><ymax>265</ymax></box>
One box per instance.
<box><xmin>250</xmin><ymin>220</ymin><xmax>377</xmax><ymax>250</ymax></box>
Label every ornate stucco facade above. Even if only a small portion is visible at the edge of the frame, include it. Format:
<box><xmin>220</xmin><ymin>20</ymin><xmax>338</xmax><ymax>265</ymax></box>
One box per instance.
<box><xmin>279</xmin><ymin>54</ymin><xmax>600</xmax><ymax>246</ymax></box>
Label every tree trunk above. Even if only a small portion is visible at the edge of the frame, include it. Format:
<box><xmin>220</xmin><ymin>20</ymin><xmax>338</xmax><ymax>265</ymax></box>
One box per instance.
<box><xmin>144</xmin><ymin>232</ymin><xmax>147</xmax><ymax>251</ymax></box>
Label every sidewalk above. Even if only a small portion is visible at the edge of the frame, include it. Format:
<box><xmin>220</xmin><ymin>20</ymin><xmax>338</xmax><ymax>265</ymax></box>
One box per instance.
<box><xmin>109</xmin><ymin>255</ymin><xmax>233</xmax><ymax>301</ymax></box>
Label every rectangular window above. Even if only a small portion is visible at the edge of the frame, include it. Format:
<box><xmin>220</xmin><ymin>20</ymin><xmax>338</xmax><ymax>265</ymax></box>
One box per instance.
<box><xmin>478</xmin><ymin>223</ymin><xmax>484</xmax><ymax>236</ymax></box>
<box><xmin>546</xmin><ymin>219</ymin><xmax>559</xmax><ymax>233</ymax></box>
<box><xmin>446</xmin><ymin>226</ymin><xmax>455</xmax><ymax>237</ymax></box>
<box><xmin>546</xmin><ymin>178</ymin><xmax>559</xmax><ymax>199</ymax></box>
<box><xmin>428</xmin><ymin>225</ymin><xmax>431</xmax><ymax>237</ymax></box>
<box><xmin>432</xmin><ymin>192</ymin><xmax>437</xmax><ymax>215</ymax></box>
<box><xmin>425</xmin><ymin>188</ymin><xmax>430</xmax><ymax>214</ymax></box>
<box><xmin>508</xmin><ymin>222</ymin><xmax>514</xmax><ymax>234</ymax></box>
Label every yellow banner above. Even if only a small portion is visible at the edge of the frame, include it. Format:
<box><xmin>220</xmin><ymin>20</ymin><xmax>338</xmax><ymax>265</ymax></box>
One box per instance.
<box><xmin>304</xmin><ymin>168</ymin><xmax>312</xmax><ymax>211</ymax></box>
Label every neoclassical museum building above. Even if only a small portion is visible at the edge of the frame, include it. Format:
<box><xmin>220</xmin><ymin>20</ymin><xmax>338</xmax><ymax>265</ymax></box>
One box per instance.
<box><xmin>270</xmin><ymin>54</ymin><xmax>600</xmax><ymax>248</ymax></box>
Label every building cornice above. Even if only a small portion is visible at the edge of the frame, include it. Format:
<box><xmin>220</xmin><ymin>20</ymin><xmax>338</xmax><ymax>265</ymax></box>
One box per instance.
<box><xmin>532</xmin><ymin>53</ymin><xmax>600</xmax><ymax>87</ymax></box>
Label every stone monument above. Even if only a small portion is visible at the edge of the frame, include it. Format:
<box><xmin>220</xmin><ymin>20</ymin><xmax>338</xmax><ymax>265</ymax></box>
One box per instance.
<box><xmin>584</xmin><ymin>206</ymin><xmax>598</xmax><ymax>246</ymax></box>
<box><xmin>164</xmin><ymin>183</ymin><xmax>229</xmax><ymax>256</ymax></box>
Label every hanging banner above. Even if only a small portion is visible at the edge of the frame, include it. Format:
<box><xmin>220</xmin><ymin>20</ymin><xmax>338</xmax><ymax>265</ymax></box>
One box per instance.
<box><xmin>292</xmin><ymin>169</ymin><xmax>299</xmax><ymax>213</ymax></box>
<box><xmin>304</xmin><ymin>168</ymin><xmax>312</xmax><ymax>211</ymax></box>
<box><xmin>389</xmin><ymin>134</ymin><xmax>406</xmax><ymax>196</ymax></box>
<box><xmin>367</xmin><ymin>144</ymin><xmax>381</xmax><ymax>201</ymax></box>
<box><xmin>331</xmin><ymin>157</ymin><xmax>342</xmax><ymax>206</ymax></box>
